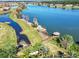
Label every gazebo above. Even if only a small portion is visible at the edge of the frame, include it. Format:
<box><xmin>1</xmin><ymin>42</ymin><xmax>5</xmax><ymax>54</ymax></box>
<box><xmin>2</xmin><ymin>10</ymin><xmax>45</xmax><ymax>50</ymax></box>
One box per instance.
<box><xmin>52</xmin><ymin>32</ymin><xmax>60</xmax><ymax>36</ymax></box>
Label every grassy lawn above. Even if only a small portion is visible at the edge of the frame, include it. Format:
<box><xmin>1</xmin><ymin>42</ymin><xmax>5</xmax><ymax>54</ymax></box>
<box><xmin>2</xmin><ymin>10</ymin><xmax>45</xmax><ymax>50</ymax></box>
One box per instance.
<box><xmin>42</xmin><ymin>39</ymin><xmax>69</xmax><ymax>57</ymax></box>
<box><xmin>9</xmin><ymin>13</ymin><xmax>42</xmax><ymax>46</ymax></box>
<box><xmin>9</xmin><ymin>10</ymin><xmax>69</xmax><ymax>57</ymax></box>
<box><xmin>0</xmin><ymin>10</ymin><xmax>4</xmax><ymax>15</ymax></box>
<box><xmin>0</xmin><ymin>23</ymin><xmax>17</xmax><ymax>58</ymax></box>
<box><xmin>0</xmin><ymin>23</ymin><xmax>17</xmax><ymax>49</ymax></box>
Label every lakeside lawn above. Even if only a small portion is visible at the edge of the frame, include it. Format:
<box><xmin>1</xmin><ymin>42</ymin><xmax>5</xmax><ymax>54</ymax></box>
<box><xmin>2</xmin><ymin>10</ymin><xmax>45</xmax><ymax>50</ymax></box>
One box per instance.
<box><xmin>0</xmin><ymin>2</ymin><xmax>79</xmax><ymax>57</ymax></box>
<box><xmin>0</xmin><ymin>10</ymin><xmax>4</xmax><ymax>15</ymax></box>
<box><xmin>0</xmin><ymin>23</ymin><xmax>17</xmax><ymax>58</ymax></box>
<box><xmin>9</xmin><ymin>13</ymin><xmax>42</xmax><ymax>46</ymax></box>
<box><xmin>9</xmin><ymin>12</ymin><xmax>69</xmax><ymax>57</ymax></box>
<box><xmin>0</xmin><ymin>23</ymin><xmax>17</xmax><ymax>49</ymax></box>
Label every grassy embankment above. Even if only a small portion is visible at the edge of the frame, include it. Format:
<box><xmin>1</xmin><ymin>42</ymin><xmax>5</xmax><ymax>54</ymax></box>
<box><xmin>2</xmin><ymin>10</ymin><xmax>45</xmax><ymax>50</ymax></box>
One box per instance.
<box><xmin>9</xmin><ymin>10</ymin><xmax>69</xmax><ymax>57</ymax></box>
<box><xmin>0</xmin><ymin>10</ymin><xmax>4</xmax><ymax>15</ymax></box>
<box><xmin>9</xmin><ymin>13</ymin><xmax>42</xmax><ymax>46</ymax></box>
<box><xmin>0</xmin><ymin>21</ymin><xmax>17</xmax><ymax>58</ymax></box>
<box><xmin>0</xmin><ymin>23</ymin><xmax>17</xmax><ymax>50</ymax></box>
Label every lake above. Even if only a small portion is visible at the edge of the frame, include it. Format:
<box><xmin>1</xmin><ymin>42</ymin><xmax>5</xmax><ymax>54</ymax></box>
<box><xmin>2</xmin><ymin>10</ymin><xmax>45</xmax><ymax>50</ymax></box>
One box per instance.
<box><xmin>22</xmin><ymin>5</ymin><xmax>79</xmax><ymax>42</ymax></box>
<box><xmin>0</xmin><ymin>14</ymin><xmax>22</xmax><ymax>37</ymax></box>
<box><xmin>0</xmin><ymin>14</ymin><xmax>30</xmax><ymax>42</ymax></box>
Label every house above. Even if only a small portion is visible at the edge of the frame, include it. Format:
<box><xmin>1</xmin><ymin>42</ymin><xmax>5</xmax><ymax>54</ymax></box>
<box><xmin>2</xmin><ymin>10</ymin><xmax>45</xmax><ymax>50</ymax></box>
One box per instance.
<box><xmin>65</xmin><ymin>4</ymin><xmax>73</xmax><ymax>9</ymax></box>
<box><xmin>50</xmin><ymin>4</ymin><xmax>55</xmax><ymax>8</ymax></box>
<box><xmin>3</xmin><ymin>7</ymin><xmax>10</xmax><ymax>11</ymax></box>
<box><xmin>55</xmin><ymin>4</ymin><xmax>63</xmax><ymax>8</ymax></box>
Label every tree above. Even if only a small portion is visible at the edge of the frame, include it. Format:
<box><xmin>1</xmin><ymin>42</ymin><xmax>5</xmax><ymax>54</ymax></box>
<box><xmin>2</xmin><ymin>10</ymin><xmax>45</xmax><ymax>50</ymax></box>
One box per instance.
<box><xmin>60</xmin><ymin>34</ymin><xmax>74</xmax><ymax>49</ymax></box>
<box><xmin>68</xmin><ymin>43</ymin><xmax>79</xmax><ymax>58</ymax></box>
<box><xmin>60</xmin><ymin>35</ymin><xmax>79</xmax><ymax>57</ymax></box>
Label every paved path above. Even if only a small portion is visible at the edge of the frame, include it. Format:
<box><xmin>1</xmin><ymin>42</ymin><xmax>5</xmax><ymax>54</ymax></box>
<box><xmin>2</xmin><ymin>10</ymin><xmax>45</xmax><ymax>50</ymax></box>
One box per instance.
<box><xmin>42</xmin><ymin>40</ymin><xmax>69</xmax><ymax>57</ymax></box>
<box><xmin>38</xmin><ymin>31</ymin><xmax>69</xmax><ymax>57</ymax></box>
<box><xmin>38</xmin><ymin>31</ymin><xmax>49</xmax><ymax>41</ymax></box>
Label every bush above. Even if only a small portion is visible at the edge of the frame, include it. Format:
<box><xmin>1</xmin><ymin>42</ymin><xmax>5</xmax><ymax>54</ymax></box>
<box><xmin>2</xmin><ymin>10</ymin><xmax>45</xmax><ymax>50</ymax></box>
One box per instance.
<box><xmin>0</xmin><ymin>23</ymin><xmax>17</xmax><ymax>58</ymax></box>
<box><xmin>67</xmin><ymin>44</ymin><xmax>79</xmax><ymax>58</ymax></box>
<box><xmin>17</xmin><ymin>43</ymin><xmax>52</xmax><ymax>58</ymax></box>
<box><xmin>0</xmin><ymin>47</ymin><xmax>17</xmax><ymax>58</ymax></box>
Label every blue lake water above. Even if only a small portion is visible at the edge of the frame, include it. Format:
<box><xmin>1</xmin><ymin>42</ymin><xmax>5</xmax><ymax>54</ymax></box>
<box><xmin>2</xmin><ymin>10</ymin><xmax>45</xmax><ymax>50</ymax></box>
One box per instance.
<box><xmin>0</xmin><ymin>14</ymin><xmax>31</xmax><ymax>44</ymax></box>
<box><xmin>0</xmin><ymin>14</ymin><xmax>30</xmax><ymax>43</ymax></box>
<box><xmin>22</xmin><ymin>5</ymin><xmax>79</xmax><ymax>41</ymax></box>
<box><xmin>0</xmin><ymin>5</ymin><xmax>79</xmax><ymax>42</ymax></box>
<box><xmin>0</xmin><ymin>14</ymin><xmax>22</xmax><ymax>37</ymax></box>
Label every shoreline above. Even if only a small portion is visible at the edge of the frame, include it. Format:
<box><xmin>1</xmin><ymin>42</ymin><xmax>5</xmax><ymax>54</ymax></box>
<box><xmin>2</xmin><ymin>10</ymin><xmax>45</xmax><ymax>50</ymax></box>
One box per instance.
<box><xmin>9</xmin><ymin>14</ymin><xmax>68</xmax><ymax>56</ymax></box>
<box><xmin>9</xmin><ymin>13</ymin><xmax>42</xmax><ymax>45</ymax></box>
<box><xmin>0</xmin><ymin>2</ymin><xmax>78</xmax><ymax>58</ymax></box>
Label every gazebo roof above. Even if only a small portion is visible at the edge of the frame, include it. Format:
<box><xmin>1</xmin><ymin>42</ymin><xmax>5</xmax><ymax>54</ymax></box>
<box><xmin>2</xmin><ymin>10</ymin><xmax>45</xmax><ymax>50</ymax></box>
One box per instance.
<box><xmin>53</xmin><ymin>32</ymin><xmax>60</xmax><ymax>36</ymax></box>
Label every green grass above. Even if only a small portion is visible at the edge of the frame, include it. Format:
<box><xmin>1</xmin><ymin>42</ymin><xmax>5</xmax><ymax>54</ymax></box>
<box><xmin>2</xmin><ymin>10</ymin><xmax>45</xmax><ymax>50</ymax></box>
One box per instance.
<box><xmin>9</xmin><ymin>10</ymin><xmax>69</xmax><ymax>58</ymax></box>
<box><xmin>72</xmin><ymin>6</ymin><xmax>79</xmax><ymax>9</ymax></box>
<box><xmin>0</xmin><ymin>23</ymin><xmax>17</xmax><ymax>50</ymax></box>
<box><xmin>0</xmin><ymin>10</ymin><xmax>4</xmax><ymax>15</ymax></box>
<box><xmin>9</xmin><ymin>13</ymin><xmax>42</xmax><ymax>46</ymax></box>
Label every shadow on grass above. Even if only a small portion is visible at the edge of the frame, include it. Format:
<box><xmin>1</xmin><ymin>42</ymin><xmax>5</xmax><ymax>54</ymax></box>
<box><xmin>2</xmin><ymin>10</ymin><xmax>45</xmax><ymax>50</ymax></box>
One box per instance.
<box><xmin>17</xmin><ymin>34</ymin><xmax>31</xmax><ymax>46</ymax></box>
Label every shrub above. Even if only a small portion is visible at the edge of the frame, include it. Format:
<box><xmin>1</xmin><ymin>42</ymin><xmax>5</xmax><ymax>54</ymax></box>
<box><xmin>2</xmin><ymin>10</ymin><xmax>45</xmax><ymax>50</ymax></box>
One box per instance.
<box><xmin>0</xmin><ymin>47</ymin><xmax>17</xmax><ymax>58</ymax></box>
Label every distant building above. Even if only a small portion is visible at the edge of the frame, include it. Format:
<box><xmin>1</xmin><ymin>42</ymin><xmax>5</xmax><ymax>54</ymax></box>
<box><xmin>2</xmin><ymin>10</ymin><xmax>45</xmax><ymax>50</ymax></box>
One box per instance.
<box><xmin>55</xmin><ymin>4</ymin><xmax>63</xmax><ymax>8</ymax></box>
<box><xmin>3</xmin><ymin>7</ymin><xmax>10</xmax><ymax>11</ymax></box>
<box><xmin>65</xmin><ymin>4</ymin><xmax>73</xmax><ymax>7</ymax></box>
<box><xmin>65</xmin><ymin>4</ymin><xmax>73</xmax><ymax>9</ymax></box>
<box><xmin>50</xmin><ymin>4</ymin><xmax>55</xmax><ymax>8</ymax></box>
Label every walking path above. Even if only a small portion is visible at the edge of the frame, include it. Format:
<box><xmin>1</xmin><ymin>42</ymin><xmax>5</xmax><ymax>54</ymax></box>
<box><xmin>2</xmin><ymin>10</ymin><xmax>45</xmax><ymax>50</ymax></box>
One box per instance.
<box><xmin>42</xmin><ymin>40</ymin><xmax>69</xmax><ymax>57</ymax></box>
<box><xmin>38</xmin><ymin>31</ymin><xmax>49</xmax><ymax>41</ymax></box>
<box><xmin>37</xmin><ymin>29</ymin><xmax>69</xmax><ymax>57</ymax></box>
